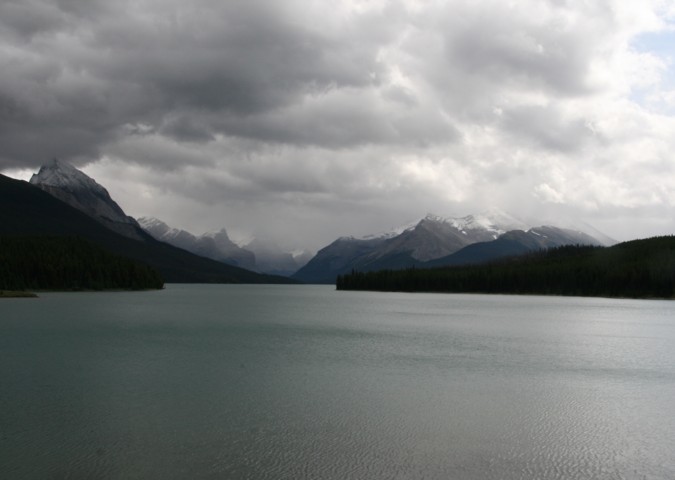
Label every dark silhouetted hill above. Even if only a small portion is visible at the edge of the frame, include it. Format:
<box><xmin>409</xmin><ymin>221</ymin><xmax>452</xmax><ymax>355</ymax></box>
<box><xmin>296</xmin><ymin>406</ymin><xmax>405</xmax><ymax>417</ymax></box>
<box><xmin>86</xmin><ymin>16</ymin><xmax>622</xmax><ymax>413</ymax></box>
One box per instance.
<box><xmin>337</xmin><ymin>236</ymin><xmax>675</xmax><ymax>299</ymax></box>
<box><xmin>0</xmin><ymin>236</ymin><xmax>164</xmax><ymax>291</ymax></box>
<box><xmin>0</xmin><ymin>174</ymin><xmax>294</xmax><ymax>284</ymax></box>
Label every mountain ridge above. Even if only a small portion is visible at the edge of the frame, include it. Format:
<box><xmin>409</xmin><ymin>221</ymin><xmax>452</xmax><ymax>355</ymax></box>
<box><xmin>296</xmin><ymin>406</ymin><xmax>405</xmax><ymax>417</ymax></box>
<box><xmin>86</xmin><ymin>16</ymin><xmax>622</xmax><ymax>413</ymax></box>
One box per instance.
<box><xmin>293</xmin><ymin>211</ymin><xmax>612</xmax><ymax>283</ymax></box>
<box><xmin>24</xmin><ymin>159</ymin><xmax>307</xmax><ymax>279</ymax></box>
<box><xmin>138</xmin><ymin>216</ymin><xmax>257</xmax><ymax>270</ymax></box>
<box><xmin>336</xmin><ymin>236</ymin><xmax>675</xmax><ymax>299</ymax></box>
<box><xmin>15</xmin><ymin>160</ymin><xmax>615</xmax><ymax>285</ymax></box>
<box><xmin>0</xmin><ymin>174</ymin><xmax>294</xmax><ymax>284</ymax></box>
<box><xmin>137</xmin><ymin>216</ymin><xmax>311</xmax><ymax>276</ymax></box>
<box><xmin>30</xmin><ymin>159</ymin><xmax>146</xmax><ymax>241</ymax></box>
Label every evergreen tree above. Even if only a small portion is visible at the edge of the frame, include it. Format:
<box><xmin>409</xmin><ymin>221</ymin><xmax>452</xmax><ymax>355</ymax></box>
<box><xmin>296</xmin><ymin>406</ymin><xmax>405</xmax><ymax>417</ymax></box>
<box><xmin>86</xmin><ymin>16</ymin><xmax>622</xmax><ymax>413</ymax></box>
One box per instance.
<box><xmin>0</xmin><ymin>235</ymin><xmax>164</xmax><ymax>291</ymax></box>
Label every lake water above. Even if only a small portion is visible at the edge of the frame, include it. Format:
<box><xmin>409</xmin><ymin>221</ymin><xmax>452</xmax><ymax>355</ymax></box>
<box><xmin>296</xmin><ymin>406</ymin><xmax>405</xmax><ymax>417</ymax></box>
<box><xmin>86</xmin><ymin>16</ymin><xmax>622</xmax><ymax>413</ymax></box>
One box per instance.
<box><xmin>1</xmin><ymin>285</ymin><xmax>674</xmax><ymax>479</ymax></box>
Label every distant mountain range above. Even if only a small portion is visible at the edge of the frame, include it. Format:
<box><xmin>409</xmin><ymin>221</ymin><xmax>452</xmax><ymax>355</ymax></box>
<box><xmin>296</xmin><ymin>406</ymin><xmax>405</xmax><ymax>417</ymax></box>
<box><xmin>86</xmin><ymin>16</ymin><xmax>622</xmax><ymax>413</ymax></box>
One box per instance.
<box><xmin>1</xmin><ymin>164</ymin><xmax>293</xmax><ymax>284</ymax></box>
<box><xmin>6</xmin><ymin>159</ymin><xmax>617</xmax><ymax>285</ymax></box>
<box><xmin>336</xmin><ymin>236</ymin><xmax>675</xmax><ymax>299</ymax></box>
<box><xmin>293</xmin><ymin>211</ymin><xmax>613</xmax><ymax>283</ymax></box>
<box><xmin>14</xmin><ymin>159</ymin><xmax>307</xmax><ymax>279</ymax></box>
<box><xmin>137</xmin><ymin>217</ymin><xmax>311</xmax><ymax>276</ymax></box>
<box><xmin>137</xmin><ymin>217</ymin><xmax>257</xmax><ymax>270</ymax></box>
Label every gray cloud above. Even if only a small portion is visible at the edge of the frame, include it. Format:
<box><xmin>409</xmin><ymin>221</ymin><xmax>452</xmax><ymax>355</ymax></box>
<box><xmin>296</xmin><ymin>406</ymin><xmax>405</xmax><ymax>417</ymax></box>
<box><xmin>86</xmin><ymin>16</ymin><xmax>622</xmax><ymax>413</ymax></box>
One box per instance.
<box><xmin>499</xmin><ymin>104</ymin><xmax>595</xmax><ymax>153</ymax></box>
<box><xmin>1</xmin><ymin>0</ymin><xmax>674</xmax><ymax>250</ymax></box>
<box><xmin>0</xmin><ymin>0</ymin><xmax>393</xmax><ymax>167</ymax></box>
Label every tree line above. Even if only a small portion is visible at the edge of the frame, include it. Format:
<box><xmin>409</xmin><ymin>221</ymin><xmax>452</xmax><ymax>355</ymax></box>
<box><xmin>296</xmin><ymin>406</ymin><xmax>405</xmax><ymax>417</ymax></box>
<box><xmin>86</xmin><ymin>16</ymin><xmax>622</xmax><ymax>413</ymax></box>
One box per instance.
<box><xmin>0</xmin><ymin>235</ymin><xmax>164</xmax><ymax>291</ymax></box>
<box><xmin>336</xmin><ymin>236</ymin><xmax>675</xmax><ymax>299</ymax></box>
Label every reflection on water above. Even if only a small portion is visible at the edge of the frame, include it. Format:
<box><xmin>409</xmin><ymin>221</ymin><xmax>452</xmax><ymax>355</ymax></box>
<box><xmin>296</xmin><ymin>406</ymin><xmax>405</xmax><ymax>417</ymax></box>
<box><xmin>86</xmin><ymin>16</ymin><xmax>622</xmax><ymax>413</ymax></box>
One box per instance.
<box><xmin>1</xmin><ymin>285</ymin><xmax>674</xmax><ymax>479</ymax></box>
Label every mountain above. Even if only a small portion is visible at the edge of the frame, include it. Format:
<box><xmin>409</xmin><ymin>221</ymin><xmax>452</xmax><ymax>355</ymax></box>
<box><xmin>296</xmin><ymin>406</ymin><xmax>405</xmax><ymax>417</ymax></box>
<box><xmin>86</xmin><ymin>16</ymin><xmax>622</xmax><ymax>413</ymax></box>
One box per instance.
<box><xmin>30</xmin><ymin>159</ymin><xmax>146</xmax><ymax>241</ymax></box>
<box><xmin>425</xmin><ymin>226</ymin><xmax>605</xmax><ymax>267</ymax></box>
<box><xmin>138</xmin><ymin>217</ymin><xmax>311</xmax><ymax>276</ymax></box>
<box><xmin>0</xmin><ymin>235</ymin><xmax>164</xmax><ymax>291</ymax></box>
<box><xmin>0</xmin><ymin>174</ymin><xmax>293</xmax><ymax>284</ymax></box>
<box><xmin>293</xmin><ymin>211</ymin><xmax>610</xmax><ymax>284</ymax></box>
<box><xmin>290</xmin><ymin>236</ymin><xmax>389</xmax><ymax>284</ymax></box>
<box><xmin>138</xmin><ymin>217</ymin><xmax>256</xmax><ymax>270</ymax></box>
<box><xmin>360</xmin><ymin>211</ymin><xmax>529</xmax><ymax>263</ymax></box>
<box><xmin>337</xmin><ymin>236</ymin><xmax>675</xmax><ymax>299</ymax></box>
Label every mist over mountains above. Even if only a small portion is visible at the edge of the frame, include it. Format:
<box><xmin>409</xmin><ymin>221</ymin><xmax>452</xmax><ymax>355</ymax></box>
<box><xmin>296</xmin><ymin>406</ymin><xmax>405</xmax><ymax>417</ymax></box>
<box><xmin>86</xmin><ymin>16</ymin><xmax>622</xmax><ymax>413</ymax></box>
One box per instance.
<box><xmin>4</xmin><ymin>162</ymin><xmax>293</xmax><ymax>284</ymax></box>
<box><xmin>138</xmin><ymin>216</ymin><xmax>311</xmax><ymax>276</ymax></box>
<box><xmin>24</xmin><ymin>159</ymin><xmax>309</xmax><ymax>277</ymax></box>
<box><xmin>11</xmin><ymin>159</ymin><xmax>616</xmax><ymax>284</ymax></box>
<box><xmin>0</xmin><ymin>1</ymin><xmax>673</xmax><ymax>263</ymax></box>
<box><xmin>138</xmin><ymin>217</ymin><xmax>257</xmax><ymax>270</ymax></box>
<box><xmin>293</xmin><ymin>212</ymin><xmax>612</xmax><ymax>284</ymax></box>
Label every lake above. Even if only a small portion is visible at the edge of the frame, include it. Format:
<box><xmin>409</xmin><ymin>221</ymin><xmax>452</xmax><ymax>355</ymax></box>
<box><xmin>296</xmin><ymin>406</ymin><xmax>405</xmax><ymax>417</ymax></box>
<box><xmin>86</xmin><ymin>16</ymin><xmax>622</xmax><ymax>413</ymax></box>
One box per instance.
<box><xmin>1</xmin><ymin>284</ymin><xmax>674</xmax><ymax>479</ymax></box>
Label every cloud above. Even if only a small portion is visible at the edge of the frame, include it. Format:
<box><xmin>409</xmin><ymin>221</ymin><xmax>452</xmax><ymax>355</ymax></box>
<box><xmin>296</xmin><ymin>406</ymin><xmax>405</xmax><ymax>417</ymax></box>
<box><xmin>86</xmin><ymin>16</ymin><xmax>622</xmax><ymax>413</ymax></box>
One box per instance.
<box><xmin>1</xmin><ymin>0</ymin><xmax>674</xmax><ymax>249</ymax></box>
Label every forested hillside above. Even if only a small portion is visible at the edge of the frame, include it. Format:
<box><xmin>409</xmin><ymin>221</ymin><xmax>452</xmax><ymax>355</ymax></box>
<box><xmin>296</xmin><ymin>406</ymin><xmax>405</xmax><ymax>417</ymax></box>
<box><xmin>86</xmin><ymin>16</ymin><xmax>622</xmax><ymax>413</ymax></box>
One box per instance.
<box><xmin>0</xmin><ymin>174</ymin><xmax>294</xmax><ymax>284</ymax></box>
<box><xmin>337</xmin><ymin>236</ymin><xmax>675</xmax><ymax>299</ymax></box>
<box><xmin>0</xmin><ymin>236</ymin><xmax>164</xmax><ymax>291</ymax></box>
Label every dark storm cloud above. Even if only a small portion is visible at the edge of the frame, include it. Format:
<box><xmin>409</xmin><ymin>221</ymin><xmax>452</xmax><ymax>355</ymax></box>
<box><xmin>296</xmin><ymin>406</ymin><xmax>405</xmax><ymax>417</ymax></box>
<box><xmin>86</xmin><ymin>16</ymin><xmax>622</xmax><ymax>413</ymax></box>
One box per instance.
<box><xmin>159</xmin><ymin>114</ymin><xmax>215</xmax><ymax>143</ymax></box>
<box><xmin>206</xmin><ymin>89</ymin><xmax>461</xmax><ymax>149</ymax></box>
<box><xmin>90</xmin><ymin>3</ymin><xmax>383</xmax><ymax>113</ymax></box>
<box><xmin>0</xmin><ymin>0</ymin><xmax>609</xmax><ymax>170</ymax></box>
<box><xmin>0</xmin><ymin>0</ymin><xmax>396</xmax><ymax>168</ymax></box>
<box><xmin>0</xmin><ymin>0</ymin><xmax>112</xmax><ymax>39</ymax></box>
<box><xmin>1</xmin><ymin>0</ymin><xmax>674</xmax><ymax>248</ymax></box>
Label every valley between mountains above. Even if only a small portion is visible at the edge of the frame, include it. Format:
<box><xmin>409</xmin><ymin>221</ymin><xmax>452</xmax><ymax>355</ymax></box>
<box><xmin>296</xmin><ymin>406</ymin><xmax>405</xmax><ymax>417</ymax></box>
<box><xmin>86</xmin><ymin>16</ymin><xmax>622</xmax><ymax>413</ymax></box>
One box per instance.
<box><xmin>1</xmin><ymin>158</ymin><xmax>621</xmax><ymax>288</ymax></box>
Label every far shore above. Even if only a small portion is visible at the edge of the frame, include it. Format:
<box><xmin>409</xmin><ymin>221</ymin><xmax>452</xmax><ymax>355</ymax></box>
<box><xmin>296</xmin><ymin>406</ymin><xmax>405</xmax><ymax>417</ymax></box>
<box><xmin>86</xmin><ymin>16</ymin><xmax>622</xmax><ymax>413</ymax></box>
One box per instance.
<box><xmin>1</xmin><ymin>287</ymin><xmax>165</xmax><ymax>297</ymax></box>
<box><xmin>0</xmin><ymin>290</ymin><xmax>38</xmax><ymax>298</ymax></box>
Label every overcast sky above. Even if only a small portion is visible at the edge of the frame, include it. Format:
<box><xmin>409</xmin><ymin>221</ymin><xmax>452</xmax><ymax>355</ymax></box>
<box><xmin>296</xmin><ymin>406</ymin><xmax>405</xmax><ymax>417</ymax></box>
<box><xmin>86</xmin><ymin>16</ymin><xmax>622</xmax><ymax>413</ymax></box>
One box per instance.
<box><xmin>2</xmin><ymin>0</ymin><xmax>674</xmax><ymax>252</ymax></box>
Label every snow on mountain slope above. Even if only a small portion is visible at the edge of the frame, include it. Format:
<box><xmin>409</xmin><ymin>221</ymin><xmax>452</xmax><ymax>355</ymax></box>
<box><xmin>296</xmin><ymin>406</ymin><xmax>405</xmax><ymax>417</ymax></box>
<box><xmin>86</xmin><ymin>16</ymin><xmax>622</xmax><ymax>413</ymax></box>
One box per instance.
<box><xmin>363</xmin><ymin>210</ymin><xmax>531</xmax><ymax>262</ymax></box>
<box><xmin>138</xmin><ymin>217</ymin><xmax>196</xmax><ymax>247</ymax></box>
<box><xmin>426</xmin><ymin>209</ymin><xmax>530</xmax><ymax>237</ymax></box>
<box><xmin>138</xmin><ymin>217</ymin><xmax>256</xmax><ymax>270</ymax></box>
<box><xmin>30</xmin><ymin>159</ymin><xmax>145</xmax><ymax>240</ymax></box>
<box><xmin>293</xmin><ymin>209</ymin><xmax>610</xmax><ymax>283</ymax></box>
<box><xmin>31</xmin><ymin>159</ymin><xmax>95</xmax><ymax>189</ymax></box>
<box><xmin>356</xmin><ymin>209</ymin><xmax>528</xmax><ymax>242</ymax></box>
<box><xmin>138</xmin><ymin>217</ymin><xmax>310</xmax><ymax>275</ymax></box>
<box><xmin>359</xmin><ymin>219</ymin><xmax>418</xmax><ymax>241</ymax></box>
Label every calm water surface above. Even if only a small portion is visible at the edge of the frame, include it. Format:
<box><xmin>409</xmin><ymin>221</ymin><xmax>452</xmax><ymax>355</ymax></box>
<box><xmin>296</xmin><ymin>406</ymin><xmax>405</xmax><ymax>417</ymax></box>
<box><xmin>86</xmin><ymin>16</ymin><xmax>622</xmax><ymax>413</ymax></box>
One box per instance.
<box><xmin>1</xmin><ymin>285</ymin><xmax>674</xmax><ymax>479</ymax></box>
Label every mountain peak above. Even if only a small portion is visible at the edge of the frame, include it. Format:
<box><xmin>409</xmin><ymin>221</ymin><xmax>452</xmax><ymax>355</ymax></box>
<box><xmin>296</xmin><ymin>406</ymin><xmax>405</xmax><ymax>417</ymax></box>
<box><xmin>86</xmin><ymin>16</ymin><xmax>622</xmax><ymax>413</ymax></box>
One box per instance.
<box><xmin>29</xmin><ymin>159</ymin><xmax>142</xmax><ymax>238</ymax></box>
<box><xmin>359</xmin><ymin>219</ymin><xmax>418</xmax><ymax>241</ymax></box>
<box><xmin>294</xmin><ymin>209</ymin><xmax>609</xmax><ymax>283</ymax></box>
<box><xmin>30</xmin><ymin>159</ymin><xmax>99</xmax><ymax>191</ymax></box>
<box><xmin>423</xmin><ymin>213</ymin><xmax>445</xmax><ymax>222</ymax></box>
<box><xmin>138</xmin><ymin>216</ymin><xmax>172</xmax><ymax>236</ymax></box>
<box><xmin>462</xmin><ymin>209</ymin><xmax>529</xmax><ymax>232</ymax></box>
<box><xmin>417</xmin><ymin>210</ymin><xmax>529</xmax><ymax>235</ymax></box>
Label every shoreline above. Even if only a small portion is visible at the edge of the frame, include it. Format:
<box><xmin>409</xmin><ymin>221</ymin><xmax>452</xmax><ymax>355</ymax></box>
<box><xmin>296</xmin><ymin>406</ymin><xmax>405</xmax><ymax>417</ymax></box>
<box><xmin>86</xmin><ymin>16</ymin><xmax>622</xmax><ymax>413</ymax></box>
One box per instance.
<box><xmin>0</xmin><ymin>290</ymin><xmax>38</xmax><ymax>298</ymax></box>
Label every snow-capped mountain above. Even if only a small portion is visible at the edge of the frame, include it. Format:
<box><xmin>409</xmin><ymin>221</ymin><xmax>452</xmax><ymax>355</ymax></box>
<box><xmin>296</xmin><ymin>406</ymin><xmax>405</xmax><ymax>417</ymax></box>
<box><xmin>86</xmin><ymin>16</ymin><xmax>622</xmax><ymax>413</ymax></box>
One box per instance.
<box><xmin>137</xmin><ymin>217</ymin><xmax>311</xmax><ymax>274</ymax></box>
<box><xmin>202</xmin><ymin>229</ymin><xmax>257</xmax><ymax>270</ymax></box>
<box><xmin>292</xmin><ymin>210</ymin><xmax>611</xmax><ymax>284</ymax></box>
<box><xmin>442</xmin><ymin>209</ymin><xmax>531</xmax><ymax>236</ymax></box>
<box><xmin>29</xmin><ymin>159</ymin><xmax>145</xmax><ymax>241</ymax></box>
<box><xmin>138</xmin><ymin>217</ymin><xmax>256</xmax><ymax>270</ymax></box>
<box><xmin>2</xmin><ymin>172</ymin><xmax>293</xmax><ymax>284</ymax></box>
<box><xmin>27</xmin><ymin>159</ymin><xmax>307</xmax><ymax>276</ymax></box>
<box><xmin>369</xmin><ymin>211</ymin><xmax>532</xmax><ymax>263</ymax></box>
<box><xmin>355</xmin><ymin>210</ymin><xmax>528</xmax><ymax>243</ymax></box>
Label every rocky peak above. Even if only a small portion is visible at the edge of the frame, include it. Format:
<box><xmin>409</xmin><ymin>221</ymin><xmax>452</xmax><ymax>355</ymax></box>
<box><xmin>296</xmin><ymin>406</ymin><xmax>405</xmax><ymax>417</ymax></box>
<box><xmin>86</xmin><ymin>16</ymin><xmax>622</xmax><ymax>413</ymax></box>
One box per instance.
<box><xmin>29</xmin><ymin>159</ymin><xmax>144</xmax><ymax>240</ymax></box>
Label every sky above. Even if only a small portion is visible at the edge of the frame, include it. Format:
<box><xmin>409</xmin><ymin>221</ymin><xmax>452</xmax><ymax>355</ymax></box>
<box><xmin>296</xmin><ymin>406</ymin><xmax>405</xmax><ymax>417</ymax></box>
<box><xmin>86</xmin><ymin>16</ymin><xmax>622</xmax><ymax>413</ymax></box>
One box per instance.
<box><xmin>1</xmin><ymin>0</ymin><xmax>675</xmax><ymax>252</ymax></box>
